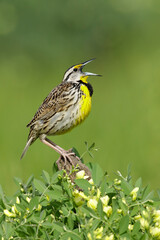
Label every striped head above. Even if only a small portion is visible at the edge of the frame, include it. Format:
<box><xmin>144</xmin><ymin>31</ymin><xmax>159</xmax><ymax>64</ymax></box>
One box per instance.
<box><xmin>62</xmin><ymin>59</ymin><xmax>101</xmax><ymax>83</ymax></box>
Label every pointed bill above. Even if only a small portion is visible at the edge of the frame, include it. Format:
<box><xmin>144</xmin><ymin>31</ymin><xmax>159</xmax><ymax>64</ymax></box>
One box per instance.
<box><xmin>81</xmin><ymin>59</ymin><xmax>102</xmax><ymax>76</ymax></box>
<box><xmin>84</xmin><ymin>72</ymin><xmax>102</xmax><ymax>77</ymax></box>
<box><xmin>81</xmin><ymin>58</ymin><xmax>96</xmax><ymax>67</ymax></box>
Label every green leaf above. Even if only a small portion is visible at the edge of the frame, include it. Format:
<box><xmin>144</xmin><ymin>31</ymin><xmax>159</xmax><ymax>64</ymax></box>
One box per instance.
<box><xmin>28</xmin><ymin>196</ymin><xmax>39</xmax><ymax>211</ymax></box>
<box><xmin>14</xmin><ymin>177</ymin><xmax>23</xmax><ymax>187</ymax></box>
<box><xmin>42</xmin><ymin>170</ymin><xmax>50</xmax><ymax>184</ymax></box>
<box><xmin>52</xmin><ymin>162</ymin><xmax>59</xmax><ymax>174</ymax></box>
<box><xmin>99</xmin><ymin>176</ymin><xmax>108</xmax><ymax>195</ymax></box>
<box><xmin>130</xmin><ymin>206</ymin><xmax>139</xmax><ymax>217</ymax></box>
<box><xmin>81</xmin><ymin>206</ymin><xmax>98</xmax><ymax>218</ymax></box>
<box><xmin>74</xmin><ymin>179</ymin><xmax>91</xmax><ymax>193</ymax></box>
<box><xmin>121</xmin><ymin>180</ymin><xmax>133</xmax><ymax>195</ymax></box>
<box><xmin>119</xmin><ymin>215</ymin><xmax>129</xmax><ymax>235</ymax></box>
<box><xmin>97</xmin><ymin>199</ymin><xmax>103</xmax><ymax>218</ymax></box>
<box><xmin>135</xmin><ymin>177</ymin><xmax>142</xmax><ymax>189</ymax></box>
<box><xmin>140</xmin><ymin>232</ymin><xmax>149</xmax><ymax>240</ymax></box>
<box><xmin>62</xmin><ymin>181</ymin><xmax>72</xmax><ymax>197</ymax></box>
<box><xmin>88</xmin><ymin>142</ymin><xmax>95</xmax><ymax>151</ymax></box>
<box><xmin>132</xmin><ymin>221</ymin><xmax>140</xmax><ymax>236</ymax></box>
<box><xmin>127</xmin><ymin>163</ymin><xmax>132</xmax><ymax>182</ymax></box>
<box><xmin>40</xmin><ymin>210</ymin><xmax>46</xmax><ymax>221</ymax></box>
<box><xmin>0</xmin><ymin>185</ymin><xmax>5</xmax><ymax>203</ymax></box>
<box><xmin>157</xmin><ymin>189</ymin><xmax>160</xmax><ymax>199</ymax></box>
<box><xmin>87</xmin><ymin>162</ymin><xmax>103</xmax><ymax>185</ymax></box>
<box><xmin>61</xmin><ymin>231</ymin><xmax>82</xmax><ymax>240</ymax></box>
<box><xmin>2</xmin><ymin>222</ymin><xmax>13</xmax><ymax>239</ymax></box>
<box><xmin>72</xmin><ymin>147</ymin><xmax>81</xmax><ymax>158</ymax></box>
<box><xmin>142</xmin><ymin>184</ymin><xmax>154</xmax><ymax>202</ymax></box>
<box><xmin>33</xmin><ymin>179</ymin><xmax>46</xmax><ymax>193</ymax></box>
<box><xmin>142</xmin><ymin>190</ymin><xmax>154</xmax><ymax>202</ymax></box>
<box><xmin>25</xmin><ymin>174</ymin><xmax>34</xmax><ymax>188</ymax></box>
<box><xmin>61</xmin><ymin>206</ymin><xmax>69</xmax><ymax>216</ymax></box>
<box><xmin>42</xmin><ymin>222</ymin><xmax>55</xmax><ymax>228</ymax></box>
<box><xmin>47</xmin><ymin>187</ymin><xmax>63</xmax><ymax>200</ymax></box>
<box><xmin>51</xmin><ymin>170</ymin><xmax>63</xmax><ymax>183</ymax></box>
<box><xmin>52</xmin><ymin>222</ymin><xmax>64</xmax><ymax>233</ymax></box>
<box><xmin>118</xmin><ymin>199</ymin><xmax>128</xmax><ymax>214</ymax></box>
<box><xmin>67</xmin><ymin>214</ymin><xmax>74</xmax><ymax>230</ymax></box>
<box><xmin>91</xmin><ymin>219</ymin><xmax>102</xmax><ymax>231</ymax></box>
<box><xmin>141</xmin><ymin>185</ymin><xmax>150</xmax><ymax>201</ymax></box>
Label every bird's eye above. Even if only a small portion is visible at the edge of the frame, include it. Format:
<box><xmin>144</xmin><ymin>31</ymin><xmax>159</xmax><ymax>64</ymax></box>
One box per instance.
<box><xmin>73</xmin><ymin>68</ymin><xmax>78</xmax><ymax>72</ymax></box>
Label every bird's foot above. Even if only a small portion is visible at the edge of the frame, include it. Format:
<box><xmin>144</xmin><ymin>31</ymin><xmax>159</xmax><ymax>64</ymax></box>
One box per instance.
<box><xmin>56</xmin><ymin>150</ymin><xmax>80</xmax><ymax>167</ymax></box>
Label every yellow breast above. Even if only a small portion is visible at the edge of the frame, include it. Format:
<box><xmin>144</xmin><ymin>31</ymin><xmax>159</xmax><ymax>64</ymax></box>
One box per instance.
<box><xmin>78</xmin><ymin>84</ymin><xmax>92</xmax><ymax>123</ymax></box>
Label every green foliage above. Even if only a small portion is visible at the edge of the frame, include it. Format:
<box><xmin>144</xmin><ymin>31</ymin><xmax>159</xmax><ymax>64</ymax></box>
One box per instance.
<box><xmin>0</xmin><ymin>163</ymin><xmax>160</xmax><ymax>239</ymax></box>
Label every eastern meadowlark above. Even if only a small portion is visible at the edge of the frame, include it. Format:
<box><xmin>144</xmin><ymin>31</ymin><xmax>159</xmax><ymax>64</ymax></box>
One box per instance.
<box><xmin>20</xmin><ymin>59</ymin><xmax>101</xmax><ymax>164</ymax></box>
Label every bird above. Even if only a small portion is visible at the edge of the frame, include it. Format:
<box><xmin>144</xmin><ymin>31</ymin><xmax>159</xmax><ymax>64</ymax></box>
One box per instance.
<box><xmin>20</xmin><ymin>59</ymin><xmax>101</xmax><ymax>164</ymax></box>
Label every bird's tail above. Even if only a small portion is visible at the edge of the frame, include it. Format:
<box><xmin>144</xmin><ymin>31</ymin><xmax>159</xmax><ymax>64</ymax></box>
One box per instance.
<box><xmin>20</xmin><ymin>137</ymin><xmax>33</xmax><ymax>160</ymax></box>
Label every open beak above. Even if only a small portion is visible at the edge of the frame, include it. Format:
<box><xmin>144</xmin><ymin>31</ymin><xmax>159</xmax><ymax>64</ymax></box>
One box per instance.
<box><xmin>81</xmin><ymin>59</ymin><xmax>102</xmax><ymax>77</ymax></box>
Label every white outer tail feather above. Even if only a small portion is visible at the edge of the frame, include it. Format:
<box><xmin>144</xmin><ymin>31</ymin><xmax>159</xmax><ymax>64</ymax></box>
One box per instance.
<box><xmin>20</xmin><ymin>137</ymin><xmax>33</xmax><ymax>160</ymax></box>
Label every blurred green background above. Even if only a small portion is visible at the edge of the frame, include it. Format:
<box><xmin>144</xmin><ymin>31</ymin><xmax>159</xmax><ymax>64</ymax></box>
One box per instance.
<box><xmin>1</xmin><ymin>0</ymin><xmax>160</xmax><ymax>195</ymax></box>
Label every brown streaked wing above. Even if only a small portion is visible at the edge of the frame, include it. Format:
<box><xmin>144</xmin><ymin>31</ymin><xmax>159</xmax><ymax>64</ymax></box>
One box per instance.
<box><xmin>27</xmin><ymin>82</ymin><xmax>74</xmax><ymax>127</ymax></box>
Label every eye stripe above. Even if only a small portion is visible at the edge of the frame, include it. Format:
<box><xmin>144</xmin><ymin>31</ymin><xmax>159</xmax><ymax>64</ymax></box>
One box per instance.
<box><xmin>63</xmin><ymin>72</ymin><xmax>72</xmax><ymax>81</ymax></box>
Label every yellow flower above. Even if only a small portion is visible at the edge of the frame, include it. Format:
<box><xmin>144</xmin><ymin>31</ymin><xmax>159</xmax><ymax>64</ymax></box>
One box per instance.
<box><xmin>103</xmin><ymin>206</ymin><xmax>112</xmax><ymax>217</ymax></box>
<box><xmin>104</xmin><ymin>234</ymin><xmax>114</xmax><ymax>240</ymax></box>
<box><xmin>122</xmin><ymin>198</ymin><xmax>127</xmax><ymax>205</ymax></box>
<box><xmin>16</xmin><ymin>197</ymin><xmax>20</xmax><ymax>204</ymax></box>
<box><xmin>11</xmin><ymin>205</ymin><xmax>20</xmax><ymax>215</ymax></box>
<box><xmin>87</xmin><ymin>198</ymin><xmax>98</xmax><ymax>210</ymax></box>
<box><xmin>114</xmin><ymin>179</ymin><xmax>121</xmax><ymax>185</ymax></box>
<box><xmin>36</xmin><ymin>204</ymin><xmax>42</xmax><ymax>211</ymax></box>
<box><xmin>97</xmin><ymin>188</ymin><xmax>101</xmax><ymax>199</ymax></box>
<box><xmin>74</xmin><ymin>195</ymin><xmax>84</xmax><ymax>206</ymax></box>
<box><xmin>26</xmin><ymin>196</ymin><xmax>31</xmax><ymax>203</ymax></box>
<box><xmin>153</xmin><ymin>210</ymin><xmax>160</xmax><ymax>223</ymax></box>
<box><xmin>134</xmin><ymin>214</ymin><xmax>141</xmax><ymax>220</ymax></box>
<box><xmin>100</xmin><ymin>195</ymin><xmax>109</xmax><ymax>206</ymax></box>
<box><xmin>88</xmin><ymin>178</ymin><xmax>94</xmax><ymax>185</ymax></box>
<box><xmin>142</xmin><ymin>210</ymin><xmax>149</xmax><ymax>219</ymax></box>
<box><xmin>4</xmin><ymin>209</ymin><xmax>16</xmax><ymax>218</ymax></box>
<box><xmin>73</xmin><ymin>189</ymin><xmax>89</xmax><ymax>206</ymax></box>
<box><xmin>46</xmin><ymin>195</ymin><xmax>50</xmax><ymax>201</ymax></box>
<box><xmin>78</xmin><ymin>191</ymin><xmax>89</xmax><ymax>200</ymax></box>
<box><xmin>76</xmin><ymin>170</ymin><xmax>85</xmax><ymax>179</ymax></box>
<box><xmin>94</xmin><ymin>226</ymin><xmax>103</xmax><ymax>239</ymax></box>
<box><xmin>130</xmin><ymin>187</ymin><xmax>139</xmax><ymax>201</ymax></box>
<box><xmin>117</xmin><ymin>209</ymin><xmax>123</xmax><ymax>214</ymax></box>
<box><xmin>140</xmin><ymin>218</ymin><xmax>149</xmax><ymax>231</ymax></box>
<box><xmin>87</xmin><ymin>233</ymin><xmax>92</xmax><ymax>240</ymax></box>
<box><xmin>150</xmin><ymin>227</ymin><xmax>160</xmax><ymax>238</ymax></box>
<box><xmin>128</xmin><ymin>224</ymin><xmax>134</xmax><ymax>231</ymax></box>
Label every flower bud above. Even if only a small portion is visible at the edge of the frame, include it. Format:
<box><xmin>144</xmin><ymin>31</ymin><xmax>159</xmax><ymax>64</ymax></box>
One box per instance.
<box><xmin>140</xmin><ymin>218</ymin><xmax>149</xmax><ymax>230</ymax></box>
<box><xmin>4</xmin><ymin>209</ymin><xmax>16</xmax><ymax>218</ymax></box>
<box><xmin>103</xmin><ymin>206</ymin><xmax>112</xmax><ymax>217</ymax></box>
<box><xmin>94</xmin><ymin>226</ymin><xmax>103</xmax><ymax>239</ymax></box>
<box><xmin>16</xmin><ymin>197</ymin><xmax>20</xmax><ymax>204</ymax></box>
<box><xmin>87</xmin><ymin>233</ymin><xmax>92</xmax><ymax>240</ymax></box>
<box><xmin>96</xmin><ymin>189</ymin><xmax>101</xmax><ymax>199</ymax></box>
<box><xmin>87</xmin><ymin>198</ymin><xmax>98</xmax><ymax>210</ymax></box>
<box><xmin>104</xmin><ymin>234</ymin><xmax>114</xmax><ymax>240</ymax></box>
<box><xmin>26</xmin><ymin>197</ymin><xmax>31</xmax><ymax>203</ymax></box>
<box><xmin>100</xmin><ymin>195</ymin><xmax>109</xmax><ymax>206</ymax></box>
<box><xmin>76</xmin><ymin>170</ymin><xmax>85</xmax><ymax>179</ymax></box>
<box><xmin>88</xmin><ymin>178</ymin><xmax>94</xmax><ymax>185</ymax></box>
<box><xmin>150</xmin><ymin>227</ymin><xmax>160</xmax><ymax>238</ymax></box>
<box><xmin>130</xmin><ymin>187</ymin><xmax>139</xmax><ymax>201</ymax></box>
<box><xmin>128</xmin><ymin>224</ymin><xmax>134</xmax><ymax>231</ymax></box>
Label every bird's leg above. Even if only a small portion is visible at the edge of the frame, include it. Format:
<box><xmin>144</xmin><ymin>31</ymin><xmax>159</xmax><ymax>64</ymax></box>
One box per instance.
<box><xmin>45</xmin><ymin>138</ymin><xmax>76</xmax><ymax>156</ymax></box>
<box><xmin>40</xmin><ymin>137</ymin><xmax>76</xmax><ymax>165</ymax></box>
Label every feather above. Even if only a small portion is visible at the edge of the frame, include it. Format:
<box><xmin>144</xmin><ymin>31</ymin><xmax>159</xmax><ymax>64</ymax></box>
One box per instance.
<box><xmin>20</xmin><ymin>137</ymin><xmax>33</xmax><ymax>160</ymax></box>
